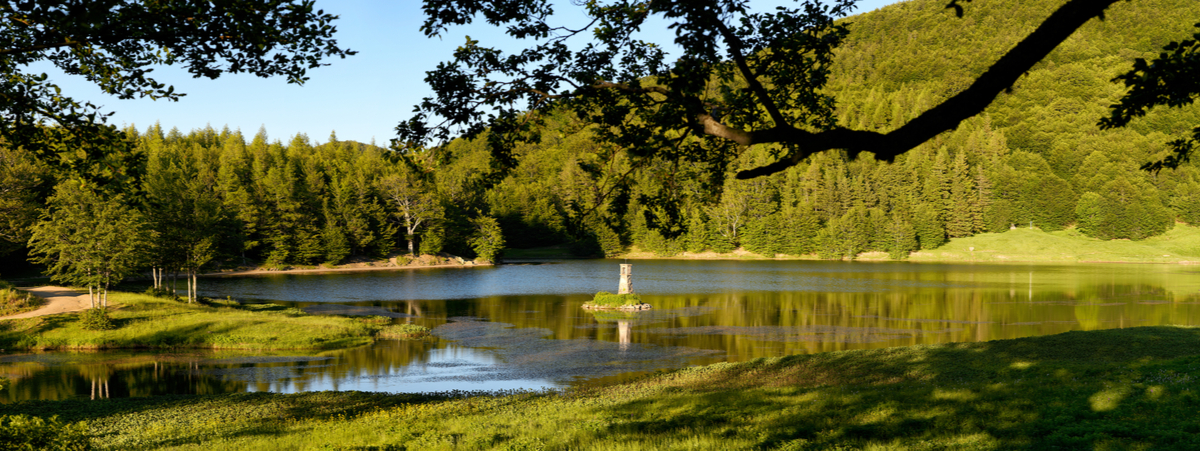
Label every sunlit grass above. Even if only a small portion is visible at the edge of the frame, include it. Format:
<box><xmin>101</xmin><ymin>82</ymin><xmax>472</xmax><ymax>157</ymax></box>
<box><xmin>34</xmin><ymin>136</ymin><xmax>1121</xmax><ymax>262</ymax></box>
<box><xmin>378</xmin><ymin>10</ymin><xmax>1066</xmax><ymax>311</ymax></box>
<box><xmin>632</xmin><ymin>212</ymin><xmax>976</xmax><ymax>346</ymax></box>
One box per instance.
<box><xmin>0</xmin><ymin>291</ymin><xmax>392</xmax><ymax>351</ymax></box>
<box><xmin>9</xmin><ymin>326</ymin><xmax>1200</xmax><ymax>449</ymax></box>
<box><xmin>0</xmin><ymin>282</ymin><xmax>43</xmax><ymax>317</ymax></box>
<box><xmin>911</xmin><ymin>225</ymin><xmax>1200</xmax><ymax>263</ymax></box>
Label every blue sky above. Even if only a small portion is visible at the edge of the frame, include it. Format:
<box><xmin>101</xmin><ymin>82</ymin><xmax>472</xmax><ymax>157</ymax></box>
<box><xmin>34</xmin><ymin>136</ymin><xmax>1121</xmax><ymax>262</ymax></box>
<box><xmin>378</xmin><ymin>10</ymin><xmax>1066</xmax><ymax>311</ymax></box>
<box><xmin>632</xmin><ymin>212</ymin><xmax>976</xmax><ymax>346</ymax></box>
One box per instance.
<box><xmin>36</xmin><ymin>0</ymin><xmax>905</xmax><ymax>146</ymax></box>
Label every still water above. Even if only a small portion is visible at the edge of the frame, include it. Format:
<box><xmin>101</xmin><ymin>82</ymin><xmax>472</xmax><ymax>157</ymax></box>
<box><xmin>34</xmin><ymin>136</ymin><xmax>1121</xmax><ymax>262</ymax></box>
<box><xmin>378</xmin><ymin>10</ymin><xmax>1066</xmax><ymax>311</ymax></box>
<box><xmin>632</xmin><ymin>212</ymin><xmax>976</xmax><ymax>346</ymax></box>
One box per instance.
<box><xmin>5</xmin><ymin>259</ymin><xmax>1200</xmax><ymax>402</ymax></box>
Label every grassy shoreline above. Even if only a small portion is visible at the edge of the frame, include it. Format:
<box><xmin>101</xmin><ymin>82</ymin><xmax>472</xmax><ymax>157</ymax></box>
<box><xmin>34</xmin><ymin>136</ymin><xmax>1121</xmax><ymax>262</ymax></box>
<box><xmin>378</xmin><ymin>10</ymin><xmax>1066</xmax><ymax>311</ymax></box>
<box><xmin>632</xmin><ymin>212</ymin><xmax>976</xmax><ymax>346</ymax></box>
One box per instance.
<box><xmin>605</xmin><ymin>225</ymin><xmax>1200</xmax><ymax>264</ymax></box>
<box><xmin>6</xmin><ymin>325</ymin><xmax>1200</xmax><ymax>450</ymax></box>
<box><xmin>0</xmin><ymin>291</ymin><xmax>427</xmax><ymax>351</ymax></box>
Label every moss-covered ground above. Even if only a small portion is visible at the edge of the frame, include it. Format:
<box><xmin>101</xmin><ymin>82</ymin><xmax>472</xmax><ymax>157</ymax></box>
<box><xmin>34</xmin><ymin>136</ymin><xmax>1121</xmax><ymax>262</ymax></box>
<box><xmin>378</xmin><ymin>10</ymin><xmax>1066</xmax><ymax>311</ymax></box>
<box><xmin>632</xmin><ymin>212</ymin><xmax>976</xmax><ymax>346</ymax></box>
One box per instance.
<box><xmin>8</xmin><ymin>326</ymin><xmax>1200</xmax><ymax>450</ymax></box>
<box><xmin>0</xmin><ymin>291</ymin><xmax>428</xmax><ymax>351</ymax></box>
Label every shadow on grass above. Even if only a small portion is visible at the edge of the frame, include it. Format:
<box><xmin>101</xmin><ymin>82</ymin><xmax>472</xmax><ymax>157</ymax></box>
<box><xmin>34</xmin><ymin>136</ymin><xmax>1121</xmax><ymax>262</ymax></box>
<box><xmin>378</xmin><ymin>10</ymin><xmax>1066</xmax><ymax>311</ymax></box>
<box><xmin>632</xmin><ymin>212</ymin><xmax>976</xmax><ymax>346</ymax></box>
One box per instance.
<box><xmin>4</xmin><ymin>391</ymin><xmax>465</xmax><ymax>449</ymax></box>
<box><xmin>590</xmin><ymin>326</ymin><xmax>1200</xmax><ymax>449</ymax></box>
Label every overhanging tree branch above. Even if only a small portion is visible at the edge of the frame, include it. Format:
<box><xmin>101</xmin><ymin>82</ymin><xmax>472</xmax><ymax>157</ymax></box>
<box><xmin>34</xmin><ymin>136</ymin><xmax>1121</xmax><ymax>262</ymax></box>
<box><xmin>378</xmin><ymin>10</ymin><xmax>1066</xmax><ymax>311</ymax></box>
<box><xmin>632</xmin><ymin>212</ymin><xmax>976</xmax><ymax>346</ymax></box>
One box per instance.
<box><xmin>734</xmin><ymin>0</ymin><xmax>1123</xmax><ymax>179</ymax></box>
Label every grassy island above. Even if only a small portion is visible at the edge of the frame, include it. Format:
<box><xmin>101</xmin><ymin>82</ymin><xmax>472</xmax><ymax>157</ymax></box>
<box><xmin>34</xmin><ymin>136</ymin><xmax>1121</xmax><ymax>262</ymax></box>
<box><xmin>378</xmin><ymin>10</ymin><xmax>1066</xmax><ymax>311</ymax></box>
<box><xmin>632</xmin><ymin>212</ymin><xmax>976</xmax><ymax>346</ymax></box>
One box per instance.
<box><xmin>5</xmin><ymin>326</ymin><xmax>1200</xmax><ymax>450</ymax></box>
<box><xmin>581</xmin><ymin>292</ymin><xmax>647</xmax><ymax>310</ymax></box>
<box><xmin>0</xmin><ymin>290</ymin><xmax>428</xmax><ymax>351</ymax></box>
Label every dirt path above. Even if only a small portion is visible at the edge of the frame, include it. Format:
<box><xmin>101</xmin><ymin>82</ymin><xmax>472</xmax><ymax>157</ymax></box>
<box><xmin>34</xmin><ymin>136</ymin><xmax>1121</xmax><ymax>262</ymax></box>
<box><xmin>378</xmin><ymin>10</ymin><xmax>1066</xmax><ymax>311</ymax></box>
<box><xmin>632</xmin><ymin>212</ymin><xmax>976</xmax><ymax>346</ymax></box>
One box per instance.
<box><xmin>0</xmin><ymin>286</ymin><xmax>92</xmax><ymax>320</ymax></box>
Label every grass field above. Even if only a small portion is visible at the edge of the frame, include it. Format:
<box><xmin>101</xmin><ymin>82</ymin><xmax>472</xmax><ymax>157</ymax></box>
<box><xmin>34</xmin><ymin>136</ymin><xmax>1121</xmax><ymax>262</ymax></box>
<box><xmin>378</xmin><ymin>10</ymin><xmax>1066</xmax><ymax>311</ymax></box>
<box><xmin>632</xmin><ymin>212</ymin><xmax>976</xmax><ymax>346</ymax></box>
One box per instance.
<box><xmin>611</xmin><ymin>224</ymin><xmax>1200</xmax><ymax>264</ymax></box>
<box><xmin>907</xmin><ymin>225</ymin><xmax>1200</xmax><ymax>263</ymax></box>
<box><xmin>0</xmin><ymin>281</ymin><xmax>44</xmax><ymax>317</ymax></box>
<box><xmin>7</xmin><ymin>325</ymin><xmax>1200</xmax><ymax>450</ymax></box>
<box><xmin>0</xmin><ymin>291</ymin><xmax>426</xmax><ymax>351</ymax></box>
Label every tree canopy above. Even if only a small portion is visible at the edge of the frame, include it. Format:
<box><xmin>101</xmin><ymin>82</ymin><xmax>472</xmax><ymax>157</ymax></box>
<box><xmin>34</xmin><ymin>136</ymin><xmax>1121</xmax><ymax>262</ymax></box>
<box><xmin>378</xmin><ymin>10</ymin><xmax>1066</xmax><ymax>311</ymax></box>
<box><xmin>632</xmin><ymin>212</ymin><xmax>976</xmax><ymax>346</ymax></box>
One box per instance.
<box><xmin>0</xmin><ymin>0</ymin><xmax>355</xmax><ymax>187</ymax></box>
<box><xmin>400</xmin><ymin>0</ymin><xmax>1192</xmax><ymax>183</ymax></box>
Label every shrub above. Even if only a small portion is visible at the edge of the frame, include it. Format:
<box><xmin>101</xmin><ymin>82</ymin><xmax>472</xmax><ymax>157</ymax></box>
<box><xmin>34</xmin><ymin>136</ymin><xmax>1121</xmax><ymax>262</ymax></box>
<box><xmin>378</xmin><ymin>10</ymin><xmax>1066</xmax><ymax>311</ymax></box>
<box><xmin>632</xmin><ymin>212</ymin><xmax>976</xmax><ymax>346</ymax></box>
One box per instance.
<box><xmin>0</xmin><ymin>415</ymin><xmax>93</xmax><ymax>451</ymax></box>
<box><xmin>143</xmin><ymin>286</ymin><xmax>176</xmax><ymax>299</ymax></box>
<box><xmin>78</xmin><ymin>308</ymin><xmax>115</xmax><ymax>331</ymax></box>
<box><xmin>586</xmin><ymin>292</ymin><xmax>643</xmax><ymax>308</ymax></box>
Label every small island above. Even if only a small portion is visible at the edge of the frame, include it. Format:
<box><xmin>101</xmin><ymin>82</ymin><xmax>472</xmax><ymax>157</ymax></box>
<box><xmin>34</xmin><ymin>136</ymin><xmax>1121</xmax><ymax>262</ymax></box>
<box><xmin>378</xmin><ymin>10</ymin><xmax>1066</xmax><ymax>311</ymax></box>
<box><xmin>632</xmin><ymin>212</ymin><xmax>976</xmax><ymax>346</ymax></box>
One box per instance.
<box><xmin>582</xmin><ymin>291</ymin><xmax>652</xmax><ymax>311</ymax></box>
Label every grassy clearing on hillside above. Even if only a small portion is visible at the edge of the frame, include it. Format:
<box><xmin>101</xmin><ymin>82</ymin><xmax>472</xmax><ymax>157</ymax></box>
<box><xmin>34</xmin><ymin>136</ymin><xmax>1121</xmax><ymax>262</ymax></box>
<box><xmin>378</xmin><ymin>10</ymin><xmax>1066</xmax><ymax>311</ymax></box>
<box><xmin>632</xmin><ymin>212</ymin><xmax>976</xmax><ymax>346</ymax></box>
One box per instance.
<box><xmin>617</xmin><ymin>225</ymin><xmax>1200</xmax><ymax>264</ymax></box>
<box><xmin>0</xmin><ymin>291</ymin><xmax>427</xmax><ymax>351</ymax></box>
<box><xmin>910</xmin><ymin>225</ymin><xmax>1200</xmax><ymax>263</ymax></box>
<box><xmin>9</xmin><ymin>326</ymin><xmax>1200</xmax><ymax>450</ymax></box>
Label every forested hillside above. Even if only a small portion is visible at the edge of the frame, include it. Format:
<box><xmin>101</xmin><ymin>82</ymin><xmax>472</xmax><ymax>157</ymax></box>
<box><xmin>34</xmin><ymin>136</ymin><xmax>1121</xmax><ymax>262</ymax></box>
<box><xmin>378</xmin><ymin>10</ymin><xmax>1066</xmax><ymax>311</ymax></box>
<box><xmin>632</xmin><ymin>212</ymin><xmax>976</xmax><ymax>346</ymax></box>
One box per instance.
<box><xmin>479</xmin><ymin>0</ymin><xmax>1200</xmax><ymax>258</ymax></box>
<box><xmin>4</xmin><ymin>0</ymin><xmax>1200</xmax><ymax>270</ymax></box>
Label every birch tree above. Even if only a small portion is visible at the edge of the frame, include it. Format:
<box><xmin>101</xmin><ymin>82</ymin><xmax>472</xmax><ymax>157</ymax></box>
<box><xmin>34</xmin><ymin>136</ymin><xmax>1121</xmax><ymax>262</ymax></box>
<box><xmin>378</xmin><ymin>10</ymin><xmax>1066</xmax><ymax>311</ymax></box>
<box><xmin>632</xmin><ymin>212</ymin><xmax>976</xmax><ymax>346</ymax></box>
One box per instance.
<box><xmin>27</xmin><ymin>180</ymin><xmax>149</xmax><ymax>308</ymax></box>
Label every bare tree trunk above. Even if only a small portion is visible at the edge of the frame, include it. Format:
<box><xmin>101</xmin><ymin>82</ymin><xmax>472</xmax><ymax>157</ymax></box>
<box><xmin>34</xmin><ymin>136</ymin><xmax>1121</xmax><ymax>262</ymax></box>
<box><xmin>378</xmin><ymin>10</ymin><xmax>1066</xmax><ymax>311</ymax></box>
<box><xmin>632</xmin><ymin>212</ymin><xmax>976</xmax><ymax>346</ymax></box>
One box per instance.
<box><xmin>88</xmin><ymin>285</ymin><xmax>95</xmax><ymax>309</ymax></box>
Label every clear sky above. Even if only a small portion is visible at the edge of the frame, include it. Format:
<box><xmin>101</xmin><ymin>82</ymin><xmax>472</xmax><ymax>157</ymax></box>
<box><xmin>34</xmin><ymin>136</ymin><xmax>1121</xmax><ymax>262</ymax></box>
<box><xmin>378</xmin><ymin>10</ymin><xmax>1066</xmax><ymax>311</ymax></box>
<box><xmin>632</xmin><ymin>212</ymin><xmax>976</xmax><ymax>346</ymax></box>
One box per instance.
<box><xmin>34</xmin><ymin>0</ymin><xmax>905</xmax><ymax>146</ymax></box>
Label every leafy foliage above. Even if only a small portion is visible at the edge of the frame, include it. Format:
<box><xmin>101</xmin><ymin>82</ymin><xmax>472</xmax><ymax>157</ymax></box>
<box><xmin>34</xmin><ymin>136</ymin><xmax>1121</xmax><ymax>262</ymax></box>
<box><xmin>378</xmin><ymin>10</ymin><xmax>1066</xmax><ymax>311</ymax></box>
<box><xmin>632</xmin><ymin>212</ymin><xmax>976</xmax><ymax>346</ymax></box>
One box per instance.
<box><xmin>0</xmin><ymin>414</ymin><xmax>91</xmax><ymax>451</ymax></box>
<box><xmin>77</xmin><ymin>307</ymin><xmax>115</xmax><ymax>331</ymax></box>
<box><xmin>587</xmin><ymin>291</ymin><xmax>643</xmax><ymax>308</ymax></box>
<box><xmin>27</xmin><ymin>179</ymin><xmax>150</xmax><ymax>307</ymax></box>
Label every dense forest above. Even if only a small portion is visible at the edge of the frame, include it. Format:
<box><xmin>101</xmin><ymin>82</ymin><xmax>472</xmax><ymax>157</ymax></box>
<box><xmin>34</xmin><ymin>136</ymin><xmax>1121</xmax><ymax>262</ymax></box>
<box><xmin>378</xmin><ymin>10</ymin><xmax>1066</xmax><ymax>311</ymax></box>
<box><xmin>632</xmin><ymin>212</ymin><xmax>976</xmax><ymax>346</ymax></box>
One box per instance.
<box><xmin>3</xmin><ymin>0</ymin><xmax>1200</xmax><ymax>275</ymax></box>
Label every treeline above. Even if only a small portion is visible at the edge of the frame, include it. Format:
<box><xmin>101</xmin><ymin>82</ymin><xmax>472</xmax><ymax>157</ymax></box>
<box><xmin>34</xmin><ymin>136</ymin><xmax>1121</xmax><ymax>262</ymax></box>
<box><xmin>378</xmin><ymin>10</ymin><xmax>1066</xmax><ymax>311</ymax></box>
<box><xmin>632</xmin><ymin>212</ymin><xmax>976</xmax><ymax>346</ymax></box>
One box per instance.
<box><xmin>1</xmin><ymin>125</ymin><xmax>508</xmax><ymax>302</ymax></box>
<box><xmin>133</xmin><ymin>125</ymin><xmax>505</xmax><ymax>268</ymax></box>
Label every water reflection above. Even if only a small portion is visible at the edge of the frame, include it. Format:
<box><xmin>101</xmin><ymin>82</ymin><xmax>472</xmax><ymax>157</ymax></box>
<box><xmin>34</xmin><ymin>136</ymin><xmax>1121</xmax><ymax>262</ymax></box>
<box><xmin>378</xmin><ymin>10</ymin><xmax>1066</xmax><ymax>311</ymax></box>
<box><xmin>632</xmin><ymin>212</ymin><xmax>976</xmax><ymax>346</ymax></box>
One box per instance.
<box><xmin>6</xmin><ymin>260</ymin><xmax>1200</xmax><ymax>401</ymax></box>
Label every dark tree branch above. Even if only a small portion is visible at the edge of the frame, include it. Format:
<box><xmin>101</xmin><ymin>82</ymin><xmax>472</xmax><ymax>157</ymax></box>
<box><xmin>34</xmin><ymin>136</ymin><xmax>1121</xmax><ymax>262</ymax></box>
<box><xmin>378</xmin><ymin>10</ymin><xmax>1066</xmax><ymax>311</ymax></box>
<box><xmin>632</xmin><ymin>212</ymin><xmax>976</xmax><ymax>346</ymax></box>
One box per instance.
<box><xmin>712</xmin><ymin>21</ymin><xmax>788</xmax><ymax>127</ymax></box>
<box><xmin>734</xmin><ymin>0</ymin><xmax>1123</xmax><ymax>179</ymax></box>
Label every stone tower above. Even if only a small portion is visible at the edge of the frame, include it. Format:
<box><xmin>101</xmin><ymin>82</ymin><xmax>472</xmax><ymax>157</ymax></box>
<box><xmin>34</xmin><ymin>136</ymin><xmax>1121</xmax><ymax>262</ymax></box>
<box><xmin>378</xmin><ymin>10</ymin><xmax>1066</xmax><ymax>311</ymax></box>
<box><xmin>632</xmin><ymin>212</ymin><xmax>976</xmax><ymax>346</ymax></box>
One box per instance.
<box><xmin>618</xmin><ymin>264</ymin><xmax>633</xmax><ymax>294</ymax></box>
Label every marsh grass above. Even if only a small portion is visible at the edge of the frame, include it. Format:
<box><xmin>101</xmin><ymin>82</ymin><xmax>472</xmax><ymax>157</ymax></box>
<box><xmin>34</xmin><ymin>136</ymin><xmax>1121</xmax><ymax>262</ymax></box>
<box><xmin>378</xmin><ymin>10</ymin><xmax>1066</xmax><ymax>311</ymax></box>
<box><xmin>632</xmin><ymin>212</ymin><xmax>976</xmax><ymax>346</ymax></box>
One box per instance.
<box><xmin>376</xmin><ymin>323</ymin><xmax>431</xmax><ymax>339</ymax></box>
<box><xmin>12</xmin><ymin>326</ymin><xmax>1200</xmax><ymax>450</ymax></box>
<box><xmin>0</xmin><ymin>291</ymin><xmax>381</xmax><ymax>351</ymax></box>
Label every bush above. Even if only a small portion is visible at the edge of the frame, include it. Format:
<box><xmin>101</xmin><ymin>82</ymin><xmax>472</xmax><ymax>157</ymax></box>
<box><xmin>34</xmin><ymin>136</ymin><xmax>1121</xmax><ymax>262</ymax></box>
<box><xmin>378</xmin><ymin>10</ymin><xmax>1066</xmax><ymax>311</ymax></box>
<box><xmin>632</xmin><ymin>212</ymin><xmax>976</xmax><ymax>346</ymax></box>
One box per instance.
<box><xmin>143</xmin><ymin>286</ymin><xmax>176</xmax><ymax>299</ymax></box>
<box><xmin>586</xmin><ymin>291</ymin><xmax>643</xmax><ymax>308</ymax></box>
<box><xmin>0</xmin><ymin>415</ymin><xmax>93</xmax><ymax>451</ymax></box>
<box><xmin>78</xmin><ymin>308</ymin><xmax>115</xmax><ymax>331</ymax></box>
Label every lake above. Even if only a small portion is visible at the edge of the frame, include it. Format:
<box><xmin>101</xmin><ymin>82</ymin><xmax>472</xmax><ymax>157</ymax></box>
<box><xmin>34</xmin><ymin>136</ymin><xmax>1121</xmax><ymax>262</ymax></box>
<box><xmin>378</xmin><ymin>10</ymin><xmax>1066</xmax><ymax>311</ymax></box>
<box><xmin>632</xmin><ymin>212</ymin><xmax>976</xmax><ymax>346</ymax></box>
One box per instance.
<box><xmin>4</xmin><ymin>259</ymin><xmax>1200</xmax><ymax>402</ymax></box>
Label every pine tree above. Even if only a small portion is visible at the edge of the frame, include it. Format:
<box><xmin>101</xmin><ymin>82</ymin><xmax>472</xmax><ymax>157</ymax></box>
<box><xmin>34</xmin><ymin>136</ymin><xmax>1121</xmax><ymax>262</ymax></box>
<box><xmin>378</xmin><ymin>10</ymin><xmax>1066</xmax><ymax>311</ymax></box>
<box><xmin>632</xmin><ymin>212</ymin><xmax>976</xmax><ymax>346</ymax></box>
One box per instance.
<box><xmin>946</xmin><ymin>151</ymin><xmax>976</xmax><ymax>238</ymax></box>
<box><xmin>885</xmin><ymin>214</ymin><xmax>918</xmax><ymax>260</ymax></box>
<box><xmin>913</xmin><ymin>202</ymin><xmax>946</xmax><ymax>250</ymax></box>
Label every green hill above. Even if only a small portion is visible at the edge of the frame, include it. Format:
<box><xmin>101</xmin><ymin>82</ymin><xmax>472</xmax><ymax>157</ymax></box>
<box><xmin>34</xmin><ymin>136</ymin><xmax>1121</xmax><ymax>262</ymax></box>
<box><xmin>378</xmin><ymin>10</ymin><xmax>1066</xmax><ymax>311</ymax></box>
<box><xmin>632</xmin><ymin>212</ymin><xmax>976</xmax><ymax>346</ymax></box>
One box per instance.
<box><xmin>479</xmin><ymin>0</ymin><xmax>1200</xmax><ymax>260</ymax></box>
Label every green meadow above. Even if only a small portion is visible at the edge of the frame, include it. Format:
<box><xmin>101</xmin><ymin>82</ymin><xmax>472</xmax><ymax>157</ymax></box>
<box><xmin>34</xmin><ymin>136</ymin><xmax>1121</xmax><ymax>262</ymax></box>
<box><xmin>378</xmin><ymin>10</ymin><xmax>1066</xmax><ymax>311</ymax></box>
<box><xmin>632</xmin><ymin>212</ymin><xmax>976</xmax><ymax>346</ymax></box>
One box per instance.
<box><xmin>603</xmin><ymin>225</ymin><xmax>1200</xmax><ymax>264</ymax></box>
<box><xmin>0</xmin><ymin>291</ymin><xmax>427</xmax><ymax>351</ymax></box>
<box><xmin>6</xmin><ymin>326</ymin><xmax>1200</xmax><ymax>450</ymax></box>
<box><xmin>908</xmin><ymin>225</ymin><xmax>1200</xmax><ymax>264</ymax></box>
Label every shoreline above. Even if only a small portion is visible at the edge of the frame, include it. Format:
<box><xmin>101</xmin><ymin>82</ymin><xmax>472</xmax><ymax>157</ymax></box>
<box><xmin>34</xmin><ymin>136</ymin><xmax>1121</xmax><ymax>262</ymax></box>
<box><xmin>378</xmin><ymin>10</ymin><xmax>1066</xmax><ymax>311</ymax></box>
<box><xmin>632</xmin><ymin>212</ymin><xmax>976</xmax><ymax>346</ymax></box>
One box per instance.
<box><xmin>201</xmin><ymin>261</ymin><xmax>493</xmax><ymax>278</ymax></box>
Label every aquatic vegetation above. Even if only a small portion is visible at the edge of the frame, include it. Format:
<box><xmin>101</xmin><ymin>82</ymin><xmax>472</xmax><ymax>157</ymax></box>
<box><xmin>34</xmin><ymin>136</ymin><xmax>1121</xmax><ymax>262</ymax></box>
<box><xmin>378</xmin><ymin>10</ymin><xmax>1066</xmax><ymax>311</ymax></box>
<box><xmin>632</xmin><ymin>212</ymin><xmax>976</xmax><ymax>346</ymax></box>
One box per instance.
<box><xmin>376</xmin><ymin>323</ymin><xmax>430</xmax><ymax>339</ymax></box>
